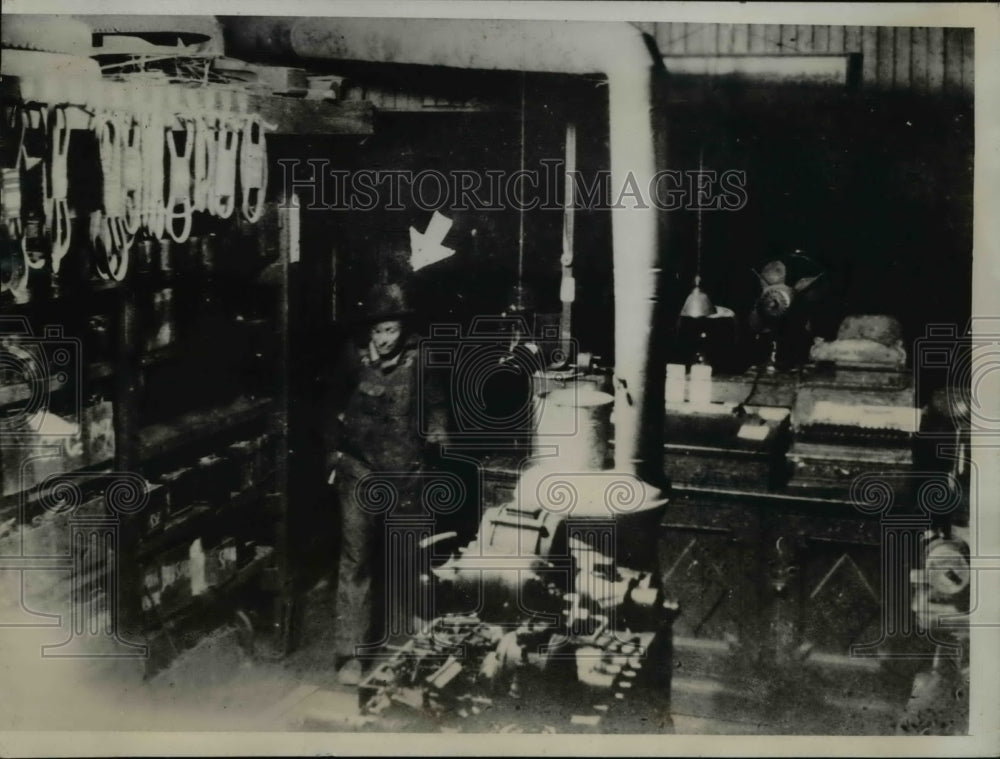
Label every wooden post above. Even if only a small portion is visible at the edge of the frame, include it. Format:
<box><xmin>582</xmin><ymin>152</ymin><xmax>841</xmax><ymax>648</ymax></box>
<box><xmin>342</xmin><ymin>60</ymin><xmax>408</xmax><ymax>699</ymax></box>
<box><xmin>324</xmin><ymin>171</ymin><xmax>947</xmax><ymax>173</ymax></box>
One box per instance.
<box><xmin>272</xmin><ymin>199</ymin><xmax>295</xmax><ymax>656</ymax></box>
<box><xmin>112</xmin><ymin>285</ymin><xmax>146</xmax><ymax>661</ymax></box>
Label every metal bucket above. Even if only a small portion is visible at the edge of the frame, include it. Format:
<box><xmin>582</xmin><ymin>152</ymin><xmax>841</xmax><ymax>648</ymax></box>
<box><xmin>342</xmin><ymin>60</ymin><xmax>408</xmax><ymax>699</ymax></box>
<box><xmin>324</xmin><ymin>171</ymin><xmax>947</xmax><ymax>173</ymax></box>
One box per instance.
<box><xmin>532</xmin><ymin>385</ymin><xmax>614</xmax><ymax>471</ymax></box>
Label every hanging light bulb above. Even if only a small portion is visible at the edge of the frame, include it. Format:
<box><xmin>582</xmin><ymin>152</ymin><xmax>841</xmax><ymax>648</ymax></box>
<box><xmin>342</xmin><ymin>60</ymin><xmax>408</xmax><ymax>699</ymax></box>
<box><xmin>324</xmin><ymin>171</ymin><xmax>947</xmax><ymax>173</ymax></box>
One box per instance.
<box><xmin>679</xmin><ymin>147</ymin><xmax>715</xmax><ymax>319</ymax></box>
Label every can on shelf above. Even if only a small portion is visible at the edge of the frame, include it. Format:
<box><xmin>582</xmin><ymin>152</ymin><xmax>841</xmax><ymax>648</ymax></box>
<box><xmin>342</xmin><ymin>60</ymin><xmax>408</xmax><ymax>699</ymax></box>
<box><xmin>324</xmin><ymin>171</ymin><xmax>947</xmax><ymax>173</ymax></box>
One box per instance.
<box><xmin>141</xmin><ymin>564</ymin><xmax>162</xmax><ymax>613</ymax></box>
<box><xmin>157</xmin><ymin>467</ymin><xmax>196</xmax><ymax>518</ymax></box>
<box><xmin>196</xmin><ymin>452</ymin><xmax>238</xmax><ymax>504</ymax></box>
<box><xmin>206</xmin><ymin>536</ymin><xmax>238</xmax><ymax>586</ymax></box>
<box><xmin>142</xmin><ymin>482</ymin><xmax>168</xmax><ymax>535</ymax></box>
<box><xmin>254</xmin><ymin>433</ymin><xmax>279</xmax><ymax>478</ymax></box>
<box><xmin>227</xmin><ymin>440</ymin><xmax>257</xmax><ymax>492</ymax></box>
<box><xmin>158</xmin><ymin>543</ymin><xmax>192</xmax><ymax>615</ymax></box>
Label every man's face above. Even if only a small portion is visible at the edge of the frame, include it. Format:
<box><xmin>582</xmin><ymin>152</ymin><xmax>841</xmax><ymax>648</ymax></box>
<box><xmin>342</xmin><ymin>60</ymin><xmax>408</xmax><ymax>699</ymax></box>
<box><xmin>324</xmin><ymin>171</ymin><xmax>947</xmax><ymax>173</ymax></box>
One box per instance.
<box><xmin>371</xmin><ymin>320</ymin><xmax>403</xmax><ymax>357</ymax></box>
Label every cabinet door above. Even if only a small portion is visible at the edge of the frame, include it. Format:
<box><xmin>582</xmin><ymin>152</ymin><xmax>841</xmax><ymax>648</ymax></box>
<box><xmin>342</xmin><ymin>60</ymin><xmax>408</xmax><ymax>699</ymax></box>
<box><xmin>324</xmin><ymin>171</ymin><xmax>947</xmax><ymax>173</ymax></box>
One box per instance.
<box><xmin>789</xmin><ymin>516</ymin><xmax>885</xmax><ymax>657</ymax></box>
<box><xmin>659</xmin><ymin>500</ymin><xmax>759</xmax><ymax>648</ymax></box>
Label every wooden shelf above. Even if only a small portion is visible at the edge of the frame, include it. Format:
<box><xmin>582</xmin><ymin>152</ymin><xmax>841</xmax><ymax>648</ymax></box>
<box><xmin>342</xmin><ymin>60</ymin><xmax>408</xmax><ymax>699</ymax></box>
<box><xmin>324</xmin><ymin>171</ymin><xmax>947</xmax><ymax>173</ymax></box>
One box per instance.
<box><xmin>2</xmin><ymin>278</ymin><xmax>125</xmax><ymax>310</ymax></box>
<box><xmin>144</xmin><ymin>547</ymin><xmax>275</xmax><ymax>629</ymax></box>
<box><xmin>139</xmin><ymin>343</ymin><xmax>183</xmax><ymax>369</ymax></box>
<box><xmin>0</xmin><ymin>460</ymin><xmax>114</xmax><ymax>520</ymax></box>
<box><xmin>88</xmin><ymin>361</ymin><xmax>116</xmax><ymax>381</ymax></box>
<box><xmin>0</xmin><ymin>358</ymin><xmax>121</xmax><ymax>407</ymax></box>
<box><xmin>137</xmin><ymin>395</ymin><xmax>275</xmax><ymax>462</ymax></box>
<box><xmin>251</xmin><ymin>95</ymin><xmax>374</xmax><ymax>135</ymax></box>
<box><xmin>136</xmin><ymin>481</ymin><xmax>274</xmax><ymax>560</ymax></box>
<box><xmin>0</xmin><ymin>375</ymin><xmax>66</xmax><ymax>407</ymax></box>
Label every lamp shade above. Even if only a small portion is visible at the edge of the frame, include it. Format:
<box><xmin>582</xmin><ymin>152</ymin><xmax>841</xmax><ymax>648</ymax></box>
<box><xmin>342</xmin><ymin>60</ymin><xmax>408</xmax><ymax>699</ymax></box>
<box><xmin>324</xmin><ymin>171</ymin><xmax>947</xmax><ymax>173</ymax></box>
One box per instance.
<box><xmin>679</xmin><ymin>276</ymin><xmax>715</xmax><ymax>318</ymax></box>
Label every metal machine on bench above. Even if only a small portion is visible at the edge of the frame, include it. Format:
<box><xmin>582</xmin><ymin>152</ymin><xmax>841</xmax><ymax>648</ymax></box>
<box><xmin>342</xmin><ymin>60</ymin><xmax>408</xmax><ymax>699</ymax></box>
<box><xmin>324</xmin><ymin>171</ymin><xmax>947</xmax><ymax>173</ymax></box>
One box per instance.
<box><xmin>356</xmin><ymin>386</ymin><xmax>676</xmax><ymax>732</ymax></box>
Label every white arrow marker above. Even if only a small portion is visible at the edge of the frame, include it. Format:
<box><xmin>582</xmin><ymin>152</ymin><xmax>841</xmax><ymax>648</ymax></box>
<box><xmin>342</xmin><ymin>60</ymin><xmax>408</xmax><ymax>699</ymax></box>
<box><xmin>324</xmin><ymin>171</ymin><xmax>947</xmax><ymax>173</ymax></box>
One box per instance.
<box><xmin>410</xmin><ymin>210</ymin><xmax>456</xmax><ymax>272</ymax></box>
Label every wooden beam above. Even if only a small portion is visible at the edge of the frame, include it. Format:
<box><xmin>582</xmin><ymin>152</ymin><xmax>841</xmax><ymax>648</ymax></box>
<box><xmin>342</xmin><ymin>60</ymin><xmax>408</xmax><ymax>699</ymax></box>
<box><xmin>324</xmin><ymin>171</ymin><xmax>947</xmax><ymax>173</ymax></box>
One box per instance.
<box><xmin>249</xmin><ymin>95</ymin><xmax>373</xmax><ymax>135</ymax></box>
<box><xmin>662</xmin><ymin>55</ymin><xmax>854</xmax><ymax>87</ymax></box>
<box><xmin>0</xmin><ymin>77</ymin><xmax>374</xmax><ymax>136</ymax></box>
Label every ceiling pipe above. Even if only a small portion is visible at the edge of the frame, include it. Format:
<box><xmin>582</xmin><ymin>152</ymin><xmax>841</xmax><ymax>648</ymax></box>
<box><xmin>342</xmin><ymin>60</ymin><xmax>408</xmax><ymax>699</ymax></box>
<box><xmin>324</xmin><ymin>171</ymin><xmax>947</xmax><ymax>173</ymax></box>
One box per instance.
<box><xmin>223</xmin><ymin>18</ymin><xmax>665</xmax><ymax>482</ymax></box>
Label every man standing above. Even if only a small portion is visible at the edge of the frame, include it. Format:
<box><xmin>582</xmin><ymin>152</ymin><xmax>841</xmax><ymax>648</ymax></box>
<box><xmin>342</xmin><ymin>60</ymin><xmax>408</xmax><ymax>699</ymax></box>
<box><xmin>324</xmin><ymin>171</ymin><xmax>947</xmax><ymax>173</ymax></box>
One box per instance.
<box><xmin>323</xmin><ymin>282</ymin><xmax>449</xmax><ymax>685</ymax></box>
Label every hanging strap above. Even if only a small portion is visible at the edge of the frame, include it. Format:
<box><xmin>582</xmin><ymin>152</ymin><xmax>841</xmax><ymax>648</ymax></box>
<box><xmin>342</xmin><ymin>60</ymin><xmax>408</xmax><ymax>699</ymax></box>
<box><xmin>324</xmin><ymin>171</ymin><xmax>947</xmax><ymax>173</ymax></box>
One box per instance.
<box><xmin>141</xmin><ymin>101</ymin><xmax>167</xmax><ymax>239</ymax></box>
<box><xmin>122</xmin><ymin>113</ymin><xmax>143</xmax><ymax>235</ymax></box>
<box><xmin>7</xmin><ymin>240</ymin><xmax>31</xmax><ymax>303</ymax></box>
<box><xmin>2</xmin><ymin>108</ymin><xmax>25</xmax><ymax>239</ymax></box>
<box><xmin>212</xmin><ymin>114</ymin><xmax>238</xmax><ymax>219</ymax></box>
<box><xmin>97</xmin><ymin>110</ymin><xmax>132</xmax><ymax>254</ymax></box>
<box><xmin>1</xmin><ymin>168</ymin><xmax>22</xmax><ymax>240</ymax></box>
<box><xmin>90</xmin><ymin>209</ymin><xmax>129</xmax><ymax>282</ymax></box>
<box><xmin>165</xmin><ymin>117</ymin><xmax>194</xmax><ymax>242</ymax></box>
<box><xmin>239</xmin><ymin>113</ymin><xmax>268</xmax><ymax>224</ymax></box>
<box><xmin>17</xmin><ymin>104</ymin><xmax>51</xmax><ymax>272</ymax></box>
<box><xmin>47</xmin><ymin>106</ymin><xmax>71</xmax><ymax>274</ymax></box>
<box><xmin>192</xmin><ymin>111</ymin><xmax>213</xmax><ymax>213</ymax></box>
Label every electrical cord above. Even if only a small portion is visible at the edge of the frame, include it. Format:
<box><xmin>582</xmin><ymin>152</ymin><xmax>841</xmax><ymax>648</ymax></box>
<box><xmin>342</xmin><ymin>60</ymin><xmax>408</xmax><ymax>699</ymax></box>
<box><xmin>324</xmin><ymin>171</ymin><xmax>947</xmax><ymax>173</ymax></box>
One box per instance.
<box><xmin>733</xmin><ymin>360</ymin><xmax>766</xmax><ymax>418</ymax></box>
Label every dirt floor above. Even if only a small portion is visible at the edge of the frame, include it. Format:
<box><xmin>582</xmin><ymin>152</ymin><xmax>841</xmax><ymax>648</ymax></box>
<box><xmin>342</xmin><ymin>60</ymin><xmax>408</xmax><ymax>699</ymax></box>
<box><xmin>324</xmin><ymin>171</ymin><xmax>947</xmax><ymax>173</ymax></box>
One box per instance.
<box><xmin>0</xmin><ymin>575</ymin><xmax>901</xmax><ymax>736</ymax></box>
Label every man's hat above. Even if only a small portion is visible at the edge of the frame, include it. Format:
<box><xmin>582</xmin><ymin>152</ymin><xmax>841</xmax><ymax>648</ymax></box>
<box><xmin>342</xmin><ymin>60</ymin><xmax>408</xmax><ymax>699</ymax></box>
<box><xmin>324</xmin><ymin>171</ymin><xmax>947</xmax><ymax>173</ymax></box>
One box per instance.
<box><xmin>358</xmin><ymin>282</ymin><xmax>414</xmax><ymax>323</ymax></box>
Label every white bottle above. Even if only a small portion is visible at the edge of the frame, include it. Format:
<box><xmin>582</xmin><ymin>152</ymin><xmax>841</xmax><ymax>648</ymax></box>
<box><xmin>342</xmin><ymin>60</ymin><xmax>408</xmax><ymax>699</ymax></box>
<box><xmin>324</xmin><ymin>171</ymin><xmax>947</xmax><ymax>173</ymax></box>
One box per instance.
<box><xmin>189</xmin><ymin>538</ymin><xmax>207</xmax><ymax>596</ymax></box>
<box><xmin>665</xmin><ymin>363</ymin><xmax>686</xmax><ymax>405</ymax></box>
<box><xmin>689</xmin><ymin>363</ymin><xmax>713</xmax><ymax>408</ymax></box>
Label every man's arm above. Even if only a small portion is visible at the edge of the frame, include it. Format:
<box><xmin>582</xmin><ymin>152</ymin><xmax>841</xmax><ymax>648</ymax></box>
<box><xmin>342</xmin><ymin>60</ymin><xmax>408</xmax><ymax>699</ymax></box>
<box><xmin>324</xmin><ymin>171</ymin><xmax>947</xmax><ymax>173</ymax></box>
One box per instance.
<box><xmin>421</xmin><ymin>361</ymin><xmax>451</xmax><ymax>447</ymax></box>
<box><xmin>321</xmin><ymin>339</ymin><xmax>361</xmax><ymax>472</ymax></box>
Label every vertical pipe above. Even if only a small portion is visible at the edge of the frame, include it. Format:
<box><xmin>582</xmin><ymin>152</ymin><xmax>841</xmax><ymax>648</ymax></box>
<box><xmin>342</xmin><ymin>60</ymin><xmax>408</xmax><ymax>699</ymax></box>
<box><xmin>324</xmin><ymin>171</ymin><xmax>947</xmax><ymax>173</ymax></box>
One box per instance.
<box><xmin>560</xmin><ymin>122</ymin><xmax>577</xmax><ymax>358</ymax></box>
<box><xmin>275</xmin><ymin>198</ymin><xmax>295</xmax><ymax>655</ymax></box>
<box><xmin>606</xmin><ymin>66</ymin><xmax>658</xmax><ymax>476</ymax></box>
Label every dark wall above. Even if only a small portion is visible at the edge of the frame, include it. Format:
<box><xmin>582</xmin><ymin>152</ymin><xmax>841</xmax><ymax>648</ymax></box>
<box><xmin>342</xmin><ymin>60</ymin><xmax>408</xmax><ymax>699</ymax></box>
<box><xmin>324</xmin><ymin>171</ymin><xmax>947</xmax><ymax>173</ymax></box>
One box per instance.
<box><xmin>659</xmin><ymin>83</ymin><xmax>973</xmax><ymax>375</ymax></box>
<box><xmin>282</xmin><ymin>75</ymin><xmax>973</xmax><ymax>386</ymax></box>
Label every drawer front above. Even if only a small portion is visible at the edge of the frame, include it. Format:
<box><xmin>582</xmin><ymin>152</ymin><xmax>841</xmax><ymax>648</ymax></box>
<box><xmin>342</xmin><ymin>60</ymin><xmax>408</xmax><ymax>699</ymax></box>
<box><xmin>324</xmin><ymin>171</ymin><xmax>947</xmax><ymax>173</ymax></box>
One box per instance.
<box><xmin>665</xmin><ymin>450</ymin><xmax>772</xmax><ymax>489</ymax></box>
<box><xmin>661</xmin><ymin>501</ymin><xmax>749</xmax><ymax>533</ymax></box>
<box><xmin>787</xmin><ymin>455</ymin><xmax>914</xmax><ymax>502</ymax></box>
